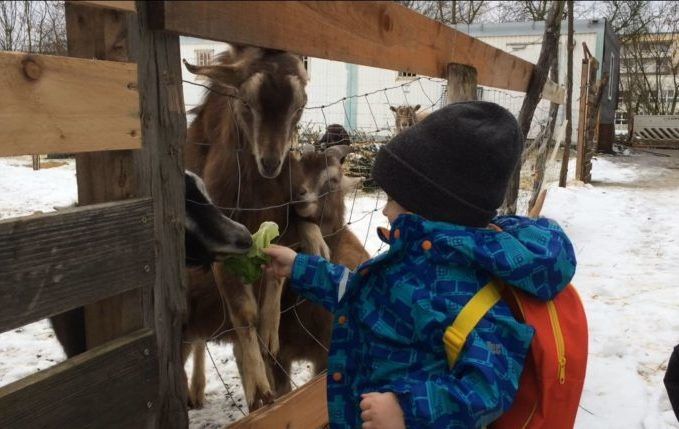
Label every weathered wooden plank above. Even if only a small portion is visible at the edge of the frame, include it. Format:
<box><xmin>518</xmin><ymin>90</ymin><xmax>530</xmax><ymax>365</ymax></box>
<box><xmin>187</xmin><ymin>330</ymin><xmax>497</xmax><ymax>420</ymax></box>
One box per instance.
<box><xmin>75</xmin><ymin>0</ymin><xmax>136</xmax><ymax>12</ymax></box>
<box><xmin>149</xmin><ymin>1</ymin><xmax>560</xmax><ymax>100</ymax></box>
<box><xmin>131</xmin><ymin>1</ymin><xmax>189</xmax><ymax>426</ymax></box>
<box><xmin>63</xmin><ymin>1</ymin><xmax>148</xmax><ymax>355</ymax></box>
<box><xmin>0</xmin><ymin>199</ymin><xmax>154</xmax><ymax>333</ymax></box>
<box><xmin>542</xmin><ymin>80</ymin><xmax>566</xmax><ymax>105</ymax></box>
<box><xmin>227</xmin><ymin>373</ymin><xmax>328</xmax><ymax>429</ymax></box>
<box><xmin>446</xmin><ymin>63</ymin><xmax>478</xmax><ymax>103</ymax></box>
<box><xmin>0</xmin><ymin>329</ymin><xmax>157</xmax><ymax>429</ymax></box>
<box><xmin>0</xmin><ymin>50</ymin><xmax>139</xmax><ymax>157</ymax></box>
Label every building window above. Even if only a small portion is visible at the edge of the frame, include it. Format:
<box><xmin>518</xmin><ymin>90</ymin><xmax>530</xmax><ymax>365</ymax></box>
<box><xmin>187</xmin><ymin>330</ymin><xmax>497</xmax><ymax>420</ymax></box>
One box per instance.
<box><xmin>397</xmin><ymin>71</ymin><xmax>417</xmax><ymax>80</ymax></box>
<box><xmin>195</xmin><ymin>49</ymin><xmax>214</xmax><ymax>66</ymax></box>
<box><xmin>608</xmin><ymin>52</ymin><xmax>615</xmax><ymax>101</ymax></box>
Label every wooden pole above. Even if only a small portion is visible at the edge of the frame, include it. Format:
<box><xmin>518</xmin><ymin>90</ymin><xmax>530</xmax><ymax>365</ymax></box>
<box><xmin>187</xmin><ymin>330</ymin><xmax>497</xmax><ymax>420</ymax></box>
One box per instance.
<box><xmin>559</xmin><ymin>0</ymin><xmax>574</xmax><ymax>187</ymax></box>
<box><xmin>528</xmin><ymin>43</ymin><xmax>561</xmax><ymax>212</ymax></box>
<box><xmin>64</xmin><ymin>2</ymin><xmax>145</xmax><ymax>352</ymax></box>
<box><xmin>31</xmin><ymin>154</ymin><xmax>40</xmax><ymax>170</ymax></box>
<box><xmin>446</xmin><ymin>63</ymin><xmax>478</xmax><ymax>103</ymax></box>
<box><xmin>502</xmin><ymin>0</ymin><xmax>564</xmax><ymax>214</ymax></box>
<box><xmin>130</xmin><ymin>2</ymin><xmax>188</xmax><ymax>427</ymax></box>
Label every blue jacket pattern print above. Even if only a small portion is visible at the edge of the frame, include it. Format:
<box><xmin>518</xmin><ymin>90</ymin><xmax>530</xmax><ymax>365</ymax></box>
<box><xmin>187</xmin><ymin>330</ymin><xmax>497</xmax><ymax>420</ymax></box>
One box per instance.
<box><xmin>290</xmin><ymin>214</ymin><xmax>576</xmax><ymax>428</ymax></box>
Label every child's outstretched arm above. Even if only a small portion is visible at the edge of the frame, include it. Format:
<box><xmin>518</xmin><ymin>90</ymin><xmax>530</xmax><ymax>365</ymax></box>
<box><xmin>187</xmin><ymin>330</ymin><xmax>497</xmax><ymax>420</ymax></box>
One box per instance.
<box><xmin>263</xmin><ymin>244</ymin><xmax>353</xmax><ymax>313</ymax></box>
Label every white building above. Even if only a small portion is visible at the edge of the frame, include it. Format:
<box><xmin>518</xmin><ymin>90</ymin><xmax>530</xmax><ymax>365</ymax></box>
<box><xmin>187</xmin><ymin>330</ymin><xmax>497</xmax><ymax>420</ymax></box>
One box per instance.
<box><xmin>456</xmin><ymin>19</ymin><xmax>620</xmax><ymax>146</ymax></box>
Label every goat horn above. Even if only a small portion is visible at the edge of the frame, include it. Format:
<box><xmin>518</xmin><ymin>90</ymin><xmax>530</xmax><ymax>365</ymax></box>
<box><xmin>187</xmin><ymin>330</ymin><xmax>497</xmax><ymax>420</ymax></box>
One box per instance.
<box><xmin>182</xmin><ymin>59</ymin><xmax>241</xmax><ymax>87</ymax></box>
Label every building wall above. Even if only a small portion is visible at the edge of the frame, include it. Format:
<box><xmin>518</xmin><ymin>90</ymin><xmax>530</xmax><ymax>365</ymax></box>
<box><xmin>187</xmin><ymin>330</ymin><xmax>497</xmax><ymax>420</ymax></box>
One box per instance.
<box><xmin>179</xmin><ymin>37</ymin><xmax>232</xmax><ymax>123</ymax></box>
<box><xmin>472</xmin><ymin>32</ymin><xmax>599</xmax><ymax>135</ymax></box>
<box><xmin>302</xmin><ymin>59</ymin><xmax>446</xmax><ymax>138</ymax></box>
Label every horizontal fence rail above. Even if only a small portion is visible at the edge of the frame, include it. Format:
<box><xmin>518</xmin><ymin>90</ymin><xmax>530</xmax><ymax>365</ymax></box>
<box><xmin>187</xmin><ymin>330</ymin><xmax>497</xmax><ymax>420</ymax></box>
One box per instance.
<box><xmin>123</xmin><ymin>0</ymin><xmax>562</xmax><ymax>104</ymax></box>
<box><xmin>0</xmin><ymin>329</ymin><xmax>157</xmax><ymax>429</ymax></box>
<box><xmin>0</xmin><ymin>50</ymin><xmax>140</xmax><ymax>157</ymax></box>
<box><xmin>228</xmin><ymin>373</ymin><xmax>328</xmax><ymax>429</ymax></box>
<box><xmin>0</xmin><ymin>198</ymin><xmax>155</xmax><ymax>333</ymax></box>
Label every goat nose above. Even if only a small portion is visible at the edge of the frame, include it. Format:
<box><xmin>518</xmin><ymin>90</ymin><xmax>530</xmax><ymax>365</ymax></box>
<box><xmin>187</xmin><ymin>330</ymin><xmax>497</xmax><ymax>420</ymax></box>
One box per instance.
<box><xmin>235</xmin><ymin>235</ymin><xmax>253</xmax><ymax>250</ymax></box>
<box><xmin>261</xmin><ymin>157</ymin><xmax>281</xmax><ymax>176</ymax></box>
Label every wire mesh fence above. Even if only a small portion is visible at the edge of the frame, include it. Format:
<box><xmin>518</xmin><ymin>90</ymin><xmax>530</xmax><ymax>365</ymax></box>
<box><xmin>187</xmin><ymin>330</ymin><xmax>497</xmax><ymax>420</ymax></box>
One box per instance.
<box><xmin>181</xmin><ymin>60</ymin><xmax>569</xmax><ymax>424</ymax></box>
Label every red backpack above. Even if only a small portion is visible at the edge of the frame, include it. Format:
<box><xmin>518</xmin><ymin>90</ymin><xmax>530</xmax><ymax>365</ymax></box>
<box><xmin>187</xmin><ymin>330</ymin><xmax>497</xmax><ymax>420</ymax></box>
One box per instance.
<box><xmin>443</xmin><ymin>280</ymin><xmax>588</xmax><ymax>428</ymax></box>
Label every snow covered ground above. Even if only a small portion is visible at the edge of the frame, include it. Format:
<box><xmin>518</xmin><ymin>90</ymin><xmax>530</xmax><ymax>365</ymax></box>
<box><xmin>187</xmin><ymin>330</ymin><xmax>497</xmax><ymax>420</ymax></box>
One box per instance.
<box><xmin>542</xmin><ymin>151</ymin><xmax>679</xmax><ymax>429</ymax></box>
<box><xmin>1</xmin><ymin>151</ymin><xmax>678</xmax><ymax>428</ymax></box>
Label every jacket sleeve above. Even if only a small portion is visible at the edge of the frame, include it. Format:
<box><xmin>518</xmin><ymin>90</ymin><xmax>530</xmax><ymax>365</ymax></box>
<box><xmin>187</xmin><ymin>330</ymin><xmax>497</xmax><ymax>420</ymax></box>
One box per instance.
<box><xmin>390</xmin><ymin>330</ymin><xmax>528</xmax><ymax>429</ymax></box>
<box><xmin>491</xmin><ymin>215</ymin><xmax>577</xmax><ymax>301</ymax></box>
<box><xmin>289</xmin><ymin>253</ymin><xmax>354</xmax><ymax>313</ymax></box>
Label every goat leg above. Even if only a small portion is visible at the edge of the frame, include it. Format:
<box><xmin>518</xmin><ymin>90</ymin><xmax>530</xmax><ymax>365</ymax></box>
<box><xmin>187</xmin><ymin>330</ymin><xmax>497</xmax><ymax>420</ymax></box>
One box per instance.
<box><xmin>298</xmin><ymin>221</ymin><xmax>331</xmax><ymax>260</ymax></box>
<box><xmin>257</xmin><ymin>272</ymin><xmax>284</xmax><ymax>357</ymax></box>
<box><xmin>213</xmin><ymin>264</ymin><xmax>274</xmax><ymax>410</ymax></box>
<box><xmin>188</xmin><ymin>340</ymin><xmax>206</xmax><ymax>409</ymax></box>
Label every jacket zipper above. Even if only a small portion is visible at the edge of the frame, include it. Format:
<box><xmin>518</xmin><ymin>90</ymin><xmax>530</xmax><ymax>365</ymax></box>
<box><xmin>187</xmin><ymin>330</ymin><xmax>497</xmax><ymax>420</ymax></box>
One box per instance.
<box><xmin>547</xmin><ymin>300</ymin><xmax>567</xmax><ymax>384</ymax></box>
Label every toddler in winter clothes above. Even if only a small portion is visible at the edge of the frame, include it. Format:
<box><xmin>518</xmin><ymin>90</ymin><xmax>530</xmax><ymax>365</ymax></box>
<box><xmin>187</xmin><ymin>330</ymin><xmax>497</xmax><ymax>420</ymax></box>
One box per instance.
<box><xmin>264</xmin><ymin>101</ymin><xmax>576</xmax><ymax>429</ymax></box>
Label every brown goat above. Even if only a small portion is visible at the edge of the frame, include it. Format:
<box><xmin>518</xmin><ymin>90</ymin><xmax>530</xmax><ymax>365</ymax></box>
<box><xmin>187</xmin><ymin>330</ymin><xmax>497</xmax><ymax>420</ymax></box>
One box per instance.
<box><xmin>271</xmin><ymin>145</ymin><xmax>369</xmax><ymax>395</ymax></box>
<box><xmin>390</xmin><ymin>104</ymin><xmax>430</xmax><ymax>133</ymax></box>
<box><xmin>182</xmin><ymin>45</ymin><xmax>326</xmax><ymax>409</ymax></box>
<box><xmin>184</xmin><ymin>146</ymin><xmax>370</xmax><ymax>406</ymax></box>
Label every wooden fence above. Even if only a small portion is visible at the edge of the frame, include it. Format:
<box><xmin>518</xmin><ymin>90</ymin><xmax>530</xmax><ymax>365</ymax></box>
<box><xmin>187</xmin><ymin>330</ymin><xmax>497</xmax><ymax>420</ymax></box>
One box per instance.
<box><xmin>0</xmin><ymin>1</ymin><xmax>564</xmax><ymax>428</ymax></box>
<box><xmin>575</xmin><ymin>43</ymin><xmax>609</xmax><ymax>184</ymax></box>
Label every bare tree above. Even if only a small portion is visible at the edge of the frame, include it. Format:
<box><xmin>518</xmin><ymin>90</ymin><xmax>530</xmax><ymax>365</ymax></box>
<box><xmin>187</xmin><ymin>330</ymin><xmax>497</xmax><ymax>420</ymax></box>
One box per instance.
<box><xmin>495</xmin><ymin>1</ymin><xmax>553</xmax><ymax>23</ymax></box>
<box><xmin>502</xmin><ymin>0</ymin><xmax>564</xmax><ymax>214</ymax></box>
<box><xmin>0</xmin><ymin>1</ymin><xmax>66</xmax><ymax>54</ymax></box>
<box><xmin>398</xmin><ymin>1</ymin><xmax>490</xmax><ymax>25</ymax></box>
<box><xmin>617</xmin><ymin>1</ymin><xmax>679</xmax><ymax>118</ymax></box>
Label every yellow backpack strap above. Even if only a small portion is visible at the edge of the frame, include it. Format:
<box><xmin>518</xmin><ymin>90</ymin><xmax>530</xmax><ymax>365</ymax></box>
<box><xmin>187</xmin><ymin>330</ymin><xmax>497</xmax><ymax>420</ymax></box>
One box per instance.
<box><xmin>443</xmin><ymin>280</ymin><xmax>504</xmax><ymax>368</ymax></box>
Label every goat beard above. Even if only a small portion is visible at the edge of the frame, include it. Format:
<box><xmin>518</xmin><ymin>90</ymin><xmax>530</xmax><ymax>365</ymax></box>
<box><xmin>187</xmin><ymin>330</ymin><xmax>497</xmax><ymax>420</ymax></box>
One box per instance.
<box><xmin>293</xmin><ymin>201</ymin><xmax>319</xmax><ymax>220</ymax></box>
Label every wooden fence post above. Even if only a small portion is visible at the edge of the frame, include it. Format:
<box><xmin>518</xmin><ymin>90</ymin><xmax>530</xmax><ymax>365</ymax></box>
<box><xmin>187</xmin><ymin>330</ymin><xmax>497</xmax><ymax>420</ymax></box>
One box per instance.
<box><xmin>64</xmin><ymin>2</ymin><xmax>146</xmax><ymax>352</ymax></box>
<box><xmin>130</xmin><ymin>2</ymin><xmax>188</xmax><ymax>427</ymax></box>
<box><xmin>446</xmin><ymin>63</ymin><xmax>477</xmax><ymax>104</ymax></box>
<box><xmin>31</xmin><ymin>154</ymin><xmax>40</xmax><ymax>170</ymax></box>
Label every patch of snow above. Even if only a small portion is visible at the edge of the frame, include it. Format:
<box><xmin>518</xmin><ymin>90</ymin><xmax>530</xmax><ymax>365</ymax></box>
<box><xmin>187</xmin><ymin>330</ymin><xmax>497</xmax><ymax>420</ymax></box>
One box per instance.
<box><xmin>2</xmin><ymin>151</ymin><xmax>678</xmax><ymax>428</ymax></box>
<box><xmin>542</xmin><ymin>152</ymin><xmax>679</xmax><ymax>429</ymax></box>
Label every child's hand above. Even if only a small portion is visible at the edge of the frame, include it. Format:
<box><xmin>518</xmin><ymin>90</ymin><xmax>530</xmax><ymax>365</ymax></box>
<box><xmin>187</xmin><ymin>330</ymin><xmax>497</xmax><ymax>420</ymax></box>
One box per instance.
<box><xmin>359</xmin><ymin>392</ymin><xmax>405</xmax><ymax>429</ymax></box>
<box><xmin>262</xmin><ymin>244</ymin><xmax>297</xmax><ymax>279</ymax></box>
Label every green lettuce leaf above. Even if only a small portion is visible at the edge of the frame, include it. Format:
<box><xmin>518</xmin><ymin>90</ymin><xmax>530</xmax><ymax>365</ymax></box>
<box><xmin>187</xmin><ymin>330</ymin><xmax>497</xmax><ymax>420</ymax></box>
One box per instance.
<box><xmin>222</xmin><ymin>221</ymin><xmax>279</xmax><ymax>284</ymax></box>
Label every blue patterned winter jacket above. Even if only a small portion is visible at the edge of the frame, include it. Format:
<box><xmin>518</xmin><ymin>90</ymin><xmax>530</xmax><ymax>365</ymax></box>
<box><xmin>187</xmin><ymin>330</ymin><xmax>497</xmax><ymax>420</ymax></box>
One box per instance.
<box><xmin>290</xmin><ymin>213</ymin><xmax>576</xmax><ymax>428</ymax></box>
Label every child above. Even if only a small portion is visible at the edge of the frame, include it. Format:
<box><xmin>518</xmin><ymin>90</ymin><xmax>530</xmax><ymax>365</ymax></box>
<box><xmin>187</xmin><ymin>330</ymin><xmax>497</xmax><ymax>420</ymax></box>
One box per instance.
<box><xmin>264</xmin><ymin>102</ymin><xmax>576</xmax><ymax>429</ymax></box>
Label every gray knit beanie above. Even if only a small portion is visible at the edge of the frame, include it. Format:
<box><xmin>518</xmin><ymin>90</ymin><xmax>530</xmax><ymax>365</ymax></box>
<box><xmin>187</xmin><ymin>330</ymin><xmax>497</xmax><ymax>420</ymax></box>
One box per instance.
<box><xmin>372</xmin><ymin>101</ymin><xmax>523</xmax><ymax>227</ymax></box>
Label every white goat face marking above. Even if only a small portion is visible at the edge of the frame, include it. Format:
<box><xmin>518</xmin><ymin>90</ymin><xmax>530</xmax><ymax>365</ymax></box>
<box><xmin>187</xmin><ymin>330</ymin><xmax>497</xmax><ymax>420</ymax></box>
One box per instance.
<box><xmin>238</xmin><ymin>63</ymin><xmax>307</xmax><ymax>178</ymax></box>
<box><xmin>185</xmin><ymin>170</ymin><xmax>213</xmax><ymax>204</ymax></box>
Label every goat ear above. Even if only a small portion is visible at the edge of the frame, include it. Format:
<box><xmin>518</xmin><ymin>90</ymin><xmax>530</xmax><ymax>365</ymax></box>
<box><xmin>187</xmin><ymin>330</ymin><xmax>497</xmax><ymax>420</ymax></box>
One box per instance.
<box><xmin>390</xmin><ymin>106</ymin><xmax>397</xmax><ymax>112</ymax></box>
<box><xmin>183</xmin><ymin>59</ymin><xmax>241</xmax><ymax>88</ymax></box>
<box><xmin>325</xmin><ymin>144</ymin><xmax>353</xmax><ymax>164</ymax></box>
<box><xmin>341</xmin><ymin>176</ymin><xmax>363</xmax><ymax>193</ymax></box>
<box><xmin>413</xmin><ymin>104</ymin><xmax>421</xmax><ymax>111</ymax></box>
